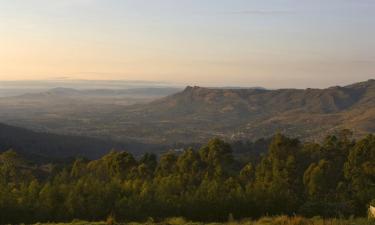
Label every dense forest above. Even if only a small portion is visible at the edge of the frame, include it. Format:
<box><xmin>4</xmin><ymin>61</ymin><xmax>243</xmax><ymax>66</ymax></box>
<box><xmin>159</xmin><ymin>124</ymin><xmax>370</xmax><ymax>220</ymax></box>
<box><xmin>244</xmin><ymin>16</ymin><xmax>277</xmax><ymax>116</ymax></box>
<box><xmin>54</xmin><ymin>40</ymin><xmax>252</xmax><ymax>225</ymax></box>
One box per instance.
<box><xmin>0</xmin><ymin>130</ymin><xmax>374</xmax><ymax>224</ymax></box>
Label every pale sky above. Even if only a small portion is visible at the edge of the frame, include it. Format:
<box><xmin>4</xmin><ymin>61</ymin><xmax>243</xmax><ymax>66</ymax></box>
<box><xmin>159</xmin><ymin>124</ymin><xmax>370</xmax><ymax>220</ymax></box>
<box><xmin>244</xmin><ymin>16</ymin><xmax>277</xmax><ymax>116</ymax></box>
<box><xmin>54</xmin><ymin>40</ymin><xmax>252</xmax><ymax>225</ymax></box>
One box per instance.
<box><xmin>0</xmin><ymin>0</ymin><xmax>374</xmax><ymax>88</ymax></box>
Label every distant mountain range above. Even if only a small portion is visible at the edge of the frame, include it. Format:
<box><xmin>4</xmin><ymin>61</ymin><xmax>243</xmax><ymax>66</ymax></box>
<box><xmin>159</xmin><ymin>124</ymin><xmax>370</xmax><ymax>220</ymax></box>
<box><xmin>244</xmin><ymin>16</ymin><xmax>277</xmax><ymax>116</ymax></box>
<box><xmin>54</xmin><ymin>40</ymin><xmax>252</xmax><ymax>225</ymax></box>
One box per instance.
<box><xmin>20</xmin><ymin>87</ymin><xmax>183</xmax><ymax>98</ymax></box>
<box><xmin>0</xmin><ymin>79</ymin><xmax>182</xmax><ymax>97</ymax></box>
<box><xmin>0</xmin><ymin>80</ymin><xmax>374</xmax><ymax>145</ymax></box>
<box><xmin>0</xmin><ymin>87</ymin><xmax>182</xmax><ymax>135</ymax></box>
<box><xmin>99</xmin><ymin>79</ymin><xmax>375</xmax><ymax>143</ymax></box>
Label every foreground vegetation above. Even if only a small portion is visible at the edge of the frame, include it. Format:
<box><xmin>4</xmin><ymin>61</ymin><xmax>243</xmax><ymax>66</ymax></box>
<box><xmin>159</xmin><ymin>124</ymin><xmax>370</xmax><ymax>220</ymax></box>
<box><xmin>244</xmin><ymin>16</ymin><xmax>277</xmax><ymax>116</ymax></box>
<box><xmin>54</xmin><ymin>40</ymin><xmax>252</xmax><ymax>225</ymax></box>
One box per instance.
<box><xmin>32</xmin><ymin>216</ymin><xmax>375</xmax><ymax>225</ymax></box>
<box><xmin>1</xmin><ymin>130</ymin><xmax>374</xmax><ymax>224</ymax></box>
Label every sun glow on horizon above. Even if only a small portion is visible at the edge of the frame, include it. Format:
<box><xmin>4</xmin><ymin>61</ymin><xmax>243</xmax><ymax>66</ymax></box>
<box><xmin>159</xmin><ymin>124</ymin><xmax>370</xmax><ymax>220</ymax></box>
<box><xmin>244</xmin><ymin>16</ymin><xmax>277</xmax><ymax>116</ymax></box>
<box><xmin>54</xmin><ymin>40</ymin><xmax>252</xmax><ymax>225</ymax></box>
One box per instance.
<box><xmin>0</xmin><ymin>0</ymin><xmax>374</xmax><ymax>88</ymax></box>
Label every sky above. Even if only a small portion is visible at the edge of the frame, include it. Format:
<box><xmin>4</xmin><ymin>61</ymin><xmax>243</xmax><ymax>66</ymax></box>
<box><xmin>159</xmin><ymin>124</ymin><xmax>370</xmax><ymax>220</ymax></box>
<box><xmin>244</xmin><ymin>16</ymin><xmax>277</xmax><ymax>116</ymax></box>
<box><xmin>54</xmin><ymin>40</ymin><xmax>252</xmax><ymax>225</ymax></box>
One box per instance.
<box><xmin>0</xmin><ymin>0</ymin><xmax>374</xmax><ymax>88</ymax></box>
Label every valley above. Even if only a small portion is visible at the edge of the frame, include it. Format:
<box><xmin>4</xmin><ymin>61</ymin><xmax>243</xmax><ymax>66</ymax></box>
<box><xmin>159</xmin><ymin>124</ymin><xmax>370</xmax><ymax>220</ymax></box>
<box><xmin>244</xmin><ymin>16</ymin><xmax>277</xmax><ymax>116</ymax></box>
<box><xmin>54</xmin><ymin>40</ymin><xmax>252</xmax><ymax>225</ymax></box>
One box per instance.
<box><xmin>0</xmin><ymin>80</ymin><xmax>373</xmax><ymax>145</ymax></box>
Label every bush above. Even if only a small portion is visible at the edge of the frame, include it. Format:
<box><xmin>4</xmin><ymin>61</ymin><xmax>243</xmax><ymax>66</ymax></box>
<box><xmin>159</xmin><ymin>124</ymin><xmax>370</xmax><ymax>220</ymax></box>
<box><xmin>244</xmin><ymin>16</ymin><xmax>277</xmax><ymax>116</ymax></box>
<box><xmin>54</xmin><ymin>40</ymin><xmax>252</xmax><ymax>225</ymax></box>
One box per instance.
<box><xmin>106</xmin><ymin>214</ymin><xmax>116</xmax><ymax>225</ymax></box>
<box><xmin>165</xmin><ymin>217</ymin><xmax>188</xmax><ymax>225</ymax></box>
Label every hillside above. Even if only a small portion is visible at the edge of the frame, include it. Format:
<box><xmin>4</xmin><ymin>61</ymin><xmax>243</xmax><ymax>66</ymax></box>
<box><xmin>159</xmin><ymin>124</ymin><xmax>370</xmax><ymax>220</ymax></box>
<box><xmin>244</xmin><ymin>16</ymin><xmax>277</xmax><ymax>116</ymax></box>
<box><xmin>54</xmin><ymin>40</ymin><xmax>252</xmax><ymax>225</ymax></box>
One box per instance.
<box><xmin>0</xmin><ymin>123</ymin><xmax>162</xmax><ymax>161</ymax></box>
<box><xmin>0</xmin><ymin>80</ymin><xmax>374</xmax><ymax>144</ymax></box>
<box><xmin>103</xmin><ymin>79</ymin><xmax>375</xmax><ymax>143</ymax></box>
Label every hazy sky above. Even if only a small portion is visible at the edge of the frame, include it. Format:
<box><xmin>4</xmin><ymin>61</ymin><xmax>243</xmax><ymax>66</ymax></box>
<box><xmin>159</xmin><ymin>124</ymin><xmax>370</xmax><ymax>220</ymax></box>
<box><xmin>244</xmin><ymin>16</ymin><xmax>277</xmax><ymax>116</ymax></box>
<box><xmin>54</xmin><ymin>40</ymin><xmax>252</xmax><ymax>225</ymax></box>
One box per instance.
<box><xmin>0</xmin><ymin>0</ymin><xmax>374</xmax><ymax>88</ymax></box>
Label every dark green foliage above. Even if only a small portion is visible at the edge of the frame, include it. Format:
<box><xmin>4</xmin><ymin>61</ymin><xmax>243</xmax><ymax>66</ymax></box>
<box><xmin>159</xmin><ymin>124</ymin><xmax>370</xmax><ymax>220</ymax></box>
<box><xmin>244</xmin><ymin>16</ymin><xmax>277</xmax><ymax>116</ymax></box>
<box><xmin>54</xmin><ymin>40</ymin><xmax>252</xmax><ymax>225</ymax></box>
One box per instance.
<box><xmin>0</xmin><ymin>132</ymin><xmax>374</xmax><ymax>224</ymax></box>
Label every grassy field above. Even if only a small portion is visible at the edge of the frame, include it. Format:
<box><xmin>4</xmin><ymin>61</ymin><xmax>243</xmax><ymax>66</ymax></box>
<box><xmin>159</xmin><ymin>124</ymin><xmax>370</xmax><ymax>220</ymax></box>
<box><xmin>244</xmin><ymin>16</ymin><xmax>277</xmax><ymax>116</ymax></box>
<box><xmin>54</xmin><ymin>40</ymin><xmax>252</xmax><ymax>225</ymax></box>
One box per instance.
<box><xmin>32</xmin><ymin>216</ymin><xmax>375</xmax><ymax>225</ymax></box>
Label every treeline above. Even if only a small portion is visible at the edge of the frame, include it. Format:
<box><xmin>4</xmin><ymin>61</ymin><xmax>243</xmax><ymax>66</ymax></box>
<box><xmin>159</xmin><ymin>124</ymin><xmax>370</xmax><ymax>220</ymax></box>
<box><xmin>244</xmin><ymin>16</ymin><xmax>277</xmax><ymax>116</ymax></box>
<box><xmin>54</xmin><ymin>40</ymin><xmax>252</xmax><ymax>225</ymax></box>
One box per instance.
<box><xmin>0</xmin><ymin>131</ymin><xmax>374</xmax><ymax>224</ymax></box>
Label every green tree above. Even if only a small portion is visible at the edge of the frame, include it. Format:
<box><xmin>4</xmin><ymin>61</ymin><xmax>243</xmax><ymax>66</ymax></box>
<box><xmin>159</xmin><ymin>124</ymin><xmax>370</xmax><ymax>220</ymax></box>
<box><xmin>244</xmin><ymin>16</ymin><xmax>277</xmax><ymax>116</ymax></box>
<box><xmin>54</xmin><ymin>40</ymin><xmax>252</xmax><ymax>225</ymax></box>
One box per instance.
<box><xmin>344</xmin><ymin>134</ymin><xmax>375</xmax><ymax>214</ymax></box>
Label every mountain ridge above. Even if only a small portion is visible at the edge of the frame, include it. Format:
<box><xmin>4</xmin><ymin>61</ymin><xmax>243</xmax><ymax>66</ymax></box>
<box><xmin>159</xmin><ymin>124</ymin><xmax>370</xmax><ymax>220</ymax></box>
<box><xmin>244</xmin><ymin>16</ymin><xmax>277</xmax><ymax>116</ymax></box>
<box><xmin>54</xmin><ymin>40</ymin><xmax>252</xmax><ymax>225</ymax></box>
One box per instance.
<box><xmin>101</xmin><ymin>79</ymin><xmax>375</xmax><ymax>143</ymax></box>
<box><xmin>0</xmin><ymin>80</ymin><xmax>374</xmax><ymax>145</ymax></box>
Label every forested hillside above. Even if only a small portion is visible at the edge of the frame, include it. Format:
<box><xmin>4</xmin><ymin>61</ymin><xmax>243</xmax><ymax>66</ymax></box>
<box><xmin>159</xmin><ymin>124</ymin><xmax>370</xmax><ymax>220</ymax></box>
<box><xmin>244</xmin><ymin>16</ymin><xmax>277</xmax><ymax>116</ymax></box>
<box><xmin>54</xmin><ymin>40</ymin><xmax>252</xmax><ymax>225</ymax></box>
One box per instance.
<box><xmin>0</xmin><ymin>122</ymin><xmax>269</xmax><ymax>161</ymax></box>
<box><xmin>0</xmin><ymin>123</ymin><xmax>163</xmax><ymax>161</ymax></box>
<box><xmin>1</xmin><ymin>131</ymin><xmax>374</xmax><ymax>224</ymax></box>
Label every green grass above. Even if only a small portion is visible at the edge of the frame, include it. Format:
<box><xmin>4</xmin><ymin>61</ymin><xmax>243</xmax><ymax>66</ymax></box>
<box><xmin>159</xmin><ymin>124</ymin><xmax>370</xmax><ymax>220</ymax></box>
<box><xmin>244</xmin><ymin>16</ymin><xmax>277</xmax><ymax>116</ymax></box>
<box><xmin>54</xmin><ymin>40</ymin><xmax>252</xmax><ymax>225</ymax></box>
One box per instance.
<box><xmin>31</xmin><ymin>216</ymin><xmax>375</xmax><ymax>225</ymax></box>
